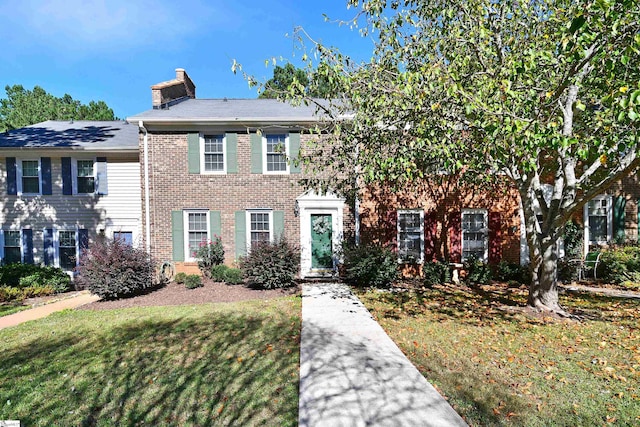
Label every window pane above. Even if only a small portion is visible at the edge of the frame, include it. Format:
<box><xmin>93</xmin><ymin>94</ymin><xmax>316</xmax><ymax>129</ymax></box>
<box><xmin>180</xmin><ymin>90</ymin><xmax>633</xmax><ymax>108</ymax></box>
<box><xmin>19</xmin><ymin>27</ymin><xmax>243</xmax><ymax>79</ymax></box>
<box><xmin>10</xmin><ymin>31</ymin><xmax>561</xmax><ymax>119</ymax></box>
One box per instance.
<box><xmin>250</xmin><ymin>212</ymin><xmax>271</xmax><ymax>248</ymax></box>
<box><xmin>77</xmin><ymin>177</ymin><xmax>95</xmax><ymax>193</ymax></box>
<box><xmin>59</xmin><ymin>231</ymin><xmax>76</xmax><ymax>248</ymax></box>
<box><xmin>113</xmin><ymin>231</ymin><xmax>133</xmax><ymax>246</ymax></box>
<box><xmin>266</xmin><ymin>135</ymin><xmax>287</xmax><ymax>172</ymax></box>
<box><xmin>4</xmin><ymin>247</ymin><xmax>21</xmax><ymax>264</ymax></box>
<box><xmin>4</xmin><ymin>231</ymin><xmax>20</xmax><ymax>247</ymax></box>
<box><xmin>590</xmin><ymin>216</ymin><xmax>607</xmax><ymax>242</ymax></box>
<box><xmin>204</xmin><ymin>135</ymin><xmax>224</xmax><ymax>172</ymax></box>
<box><xmin>22</xmin><ymin>160</ymin><xmax>39</xmax><ymax>177</ymax></box>
<box><xmin>4</xmin><ymin>231</ymin><xmax>21</xmax><ymax>264</ymax></box>
<box><xmin>59</xmin><ymin>231</ymin><xmax>76</xmax><ymax>270</ymax></box>
<box><xmin>462</xmin><ymin>211</ymin><xmax>487</xmax><ymax>261</ymax></box>
<box><xmin>187</xmin><ymin>213</ymin><xmax>208</xmax><ymax>257</ymax></box>
<box><xmin>77</xmin><ymin>160</ymin><xmax>94</xmax><ymax>177</ymax></box>
<box><xmin>22</xmin><ymin>177</ymin><xmax>40</xmax><ymax>193</ymax></box>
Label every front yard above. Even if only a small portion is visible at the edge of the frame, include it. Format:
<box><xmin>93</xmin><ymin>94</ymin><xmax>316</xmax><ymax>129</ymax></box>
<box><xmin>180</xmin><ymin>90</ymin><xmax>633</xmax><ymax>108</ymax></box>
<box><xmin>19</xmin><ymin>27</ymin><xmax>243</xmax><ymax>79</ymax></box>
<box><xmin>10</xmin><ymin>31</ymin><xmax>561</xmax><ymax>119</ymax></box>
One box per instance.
<box><xmin>0</xmin><ymin>297</ymin><xmax>301</xmax><ymax>426</ymax></box>
<box><xmin>358</xmin><ymin>283</ymin><xmax>640</xmax><ymax>426</ymax></box>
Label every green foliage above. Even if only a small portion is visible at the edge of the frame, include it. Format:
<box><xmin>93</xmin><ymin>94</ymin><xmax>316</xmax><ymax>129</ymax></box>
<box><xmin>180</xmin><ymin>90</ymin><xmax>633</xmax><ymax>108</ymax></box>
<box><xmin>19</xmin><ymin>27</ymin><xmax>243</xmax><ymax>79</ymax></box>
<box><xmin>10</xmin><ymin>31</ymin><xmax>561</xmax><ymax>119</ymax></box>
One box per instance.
<box><xmin>76</xmin><ymin>238</ymin><xmax>155</xmax><ymax>300</ymax></box>
<box><xmin>0</xmin><ymin>283</ymin><xmax>56</xmax><ymax>302</ymax></box>
<box><xmin>495</xmin><ymin>261</ymin><xmax>531</xmax><ymax>286</ymax></box>
<box><xmin>184</xmin><ymin>275</ymin><xmax>203</xmax><ymax>289</ymax></box>
<box><xmin>422</xmin><ymin>260</ymin><xmax>451</xmax><ymax>287</ymax></box>
<box><xmin>174</xmin><ymin>272</ymin><xmax>187</xmax><ymax>284</ymax></box>
<box><xmin>0</xmin><ymin>285</ymin><xmax>22</xmax><ymax>302</ymax></box>
<box><xmin>240</xmin><ymin>238</ymin><xmax>300</xmax><ymax>289</ymax></box>
<box><xmin>463</xmin><ymin>256</ymin><xmax>492</xmax><ymax>286</ymax></box>
<box><xmin>0</xmin><ymin>264</ymin><xmax>70</xmax><ymax>292</ymax></box>
<box><xmin>195</xmin><ymin>236</ymin><xmax>225</xmax><ymax>277</ymax></box>
<box><xmin>0</xmin><ymin>84</ymin><xmax>116</xmax><ymax>132</ymax></box>
<box><xmin>258</xmin><ymin>63</ymin><xmax>332</xmax><ymax>99</ymax></box>
<box><xmin>341</xmin><ymin>242</ymin><xmax>398</xmax><ymax>288</ymax></box>
<box><xmin>210</xmin><ymin>265</ymin><xmax>244</xmax><ymax>285</ymax></box>
<box><xmin>600</xmin><ymin>245</ymin><xmax>640</xmax><ymax>286</ymax></box>
<box><xmin>563</xmin><ymin>220</ymin><xmax>584</xmax><ymax>260</ymax></box>
<box><xmin>210</xmin><ymin>265</ymin><xmax>229</xmax><ymax>282</ymax></box>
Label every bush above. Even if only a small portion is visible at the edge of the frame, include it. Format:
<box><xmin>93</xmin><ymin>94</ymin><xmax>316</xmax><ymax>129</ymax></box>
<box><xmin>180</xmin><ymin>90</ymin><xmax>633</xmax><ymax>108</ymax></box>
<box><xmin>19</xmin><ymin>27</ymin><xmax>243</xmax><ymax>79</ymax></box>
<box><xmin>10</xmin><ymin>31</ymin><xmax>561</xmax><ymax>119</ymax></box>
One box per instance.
<box><xmin>210</xmin><ymin>264</ymin><xmax>229</xmax><ymax>282</ymax></box>
<box><xmin>0</xmin><ymin>285</ymin><xmax>22</xmax><ymax>302</ymax></box>
<box><xmin>184</xmin><ymin>274</ymin><xmax>202</xmax><ymax>289</ymax></box>
<box><xmin>223</xmin><ymin>268</ymin><xmax>244</xmax><ymax>285</ymax></box>
<box><xmin>240</xmin><ymin>238</ymin><xmax>299</xmax><ymax>289</ymax></box>
<box><xmin>341</xmin><ymin>242</ymin><xmax>398</xmax><ymax>288</ymax></box>
<box><xmin>463</xmin><ymin>256</ymin><xmax>492</xmax><ymax>285</ymax></box>
<box><xmin>422</xmin><ymin>260</ymin><xmax>451</xmax><ymax>287</ymax></box>
<box><xmin>174</xmin><ymin>272</ymin><xmax>187</xmax><ymax>284</ymax></box>
<box><xmin>0</xmin><ymin>264</ymin><xmax>70</xmax><ymax>293</ymax></box>
<box><xmin>600</xmin><ymin>245</ymin><xmax>640</xmax><ymax>285</ymax></box>
<box><xmin>76</xmin><ymin>238</ymin><xmax>156</xmax><ymax>300</ymax></box>
<box><xmin>195</xmin><ymin>236</ymin><xmax>225</xmax><ymax>276</ymax></box>
<box><xmin>495</xmin><ymin>261</ymin><xmax>531</xmax><ymax>286</ymax></box>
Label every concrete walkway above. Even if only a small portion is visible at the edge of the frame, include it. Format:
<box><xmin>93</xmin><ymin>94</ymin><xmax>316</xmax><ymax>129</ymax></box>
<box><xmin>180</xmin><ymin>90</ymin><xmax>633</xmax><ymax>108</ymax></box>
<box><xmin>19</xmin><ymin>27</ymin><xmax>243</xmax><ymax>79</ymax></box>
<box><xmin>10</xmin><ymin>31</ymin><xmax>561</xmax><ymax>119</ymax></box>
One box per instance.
<box><xmin>299</xmin><ymin>283</ymin><xmax>467</xmax><ymax>427</ymax></box>
<box><xmin>0</xmin><ymin>291</ymin><xmax>99</xmax><ymax>330</ymax></box>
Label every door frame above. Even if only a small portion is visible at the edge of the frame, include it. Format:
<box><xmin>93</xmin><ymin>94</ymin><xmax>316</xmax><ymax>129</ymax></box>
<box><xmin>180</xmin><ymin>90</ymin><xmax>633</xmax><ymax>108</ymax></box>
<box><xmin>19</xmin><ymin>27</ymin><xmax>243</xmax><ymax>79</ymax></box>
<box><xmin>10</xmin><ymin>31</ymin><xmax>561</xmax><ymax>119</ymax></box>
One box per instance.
<box><xmin>297</xmin><ymin>190</ymin><xmax>345</xmax><ymax>278</ymax></box>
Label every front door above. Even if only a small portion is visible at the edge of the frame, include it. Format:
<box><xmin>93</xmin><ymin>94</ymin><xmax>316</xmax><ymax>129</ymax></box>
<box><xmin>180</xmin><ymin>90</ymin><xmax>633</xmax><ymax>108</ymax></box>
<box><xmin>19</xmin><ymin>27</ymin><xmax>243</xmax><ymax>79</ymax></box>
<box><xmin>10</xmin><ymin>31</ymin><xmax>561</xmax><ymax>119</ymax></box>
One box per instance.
<box><xmin>311</xmin><ymin>214</ymin><xmax>333</xmax><ymax>269</ymax></box>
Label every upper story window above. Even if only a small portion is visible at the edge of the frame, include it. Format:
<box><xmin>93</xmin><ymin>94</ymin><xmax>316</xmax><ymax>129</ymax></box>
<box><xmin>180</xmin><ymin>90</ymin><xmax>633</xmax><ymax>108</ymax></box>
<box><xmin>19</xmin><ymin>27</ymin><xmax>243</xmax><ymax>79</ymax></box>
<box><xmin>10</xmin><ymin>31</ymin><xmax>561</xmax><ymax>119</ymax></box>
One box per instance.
<box><xmin>184</xmin><ymin>211</ymin><xmax>209</xmax><ymax>261</ymax></box>
<box><xmin>247</xmin><ymin>210</ymin><xmax>273</xmax><ymax>251</ymax></box>
<box><xmin>462</xmin><ymin>209</ymin><xmax>488</xmax><ymax>262</ymax></box>
<box><xmin>397</xmin><ymin>210</ymin><xmax>424</xmax><ymax>263</ymax></box>
<box><xmin>19</xmin><ymin>160</ymin><xmax>41</xmax><ymax>195</ymax></box>
<box><xmin>585</xmin><ymin>195</ymin><xmax>612</xmax><ymax>243</ymax></box>
<box><xmin>201</xmin><ymin>134</ymin><xmax>226</xmax><ymax>173</ymax></box>
<box><xmin>75</xmin><ymin>160</ymin><xmax>95</xmax><ymax>194</ymax></box>
<box><xmin>264</xmin><ymin>134</ymin><xmax>289</xmax><ymax>174</ymax></box>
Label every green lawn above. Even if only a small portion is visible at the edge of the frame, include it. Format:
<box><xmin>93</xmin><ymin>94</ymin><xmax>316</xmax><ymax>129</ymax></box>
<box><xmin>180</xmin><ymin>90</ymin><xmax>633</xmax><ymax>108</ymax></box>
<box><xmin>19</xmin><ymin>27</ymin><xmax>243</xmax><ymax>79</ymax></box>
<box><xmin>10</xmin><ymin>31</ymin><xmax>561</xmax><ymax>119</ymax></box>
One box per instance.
<box><xmin>358</xmin><ymin>284</ymin><xmax>640</xmax><ymax>427</ymax></box>
<box><xmin>0</xmin><ymin>297</ymin><xmax>301</xmax><ymax>426</ymax></box>
<box><xmin>0</xmin><ymin>301</ymin><xmax>30</xmax><ymax>317</ymax></box>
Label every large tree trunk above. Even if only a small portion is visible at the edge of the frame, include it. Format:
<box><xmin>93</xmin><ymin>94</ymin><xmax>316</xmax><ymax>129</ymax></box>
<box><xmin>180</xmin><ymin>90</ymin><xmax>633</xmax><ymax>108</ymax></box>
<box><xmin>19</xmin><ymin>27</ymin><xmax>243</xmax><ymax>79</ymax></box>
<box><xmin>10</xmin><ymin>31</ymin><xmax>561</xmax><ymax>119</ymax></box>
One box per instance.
<box><xmin>527</xmin><ymin>241</ymin><xmax>566</xmax><ymax>314</ymax></box>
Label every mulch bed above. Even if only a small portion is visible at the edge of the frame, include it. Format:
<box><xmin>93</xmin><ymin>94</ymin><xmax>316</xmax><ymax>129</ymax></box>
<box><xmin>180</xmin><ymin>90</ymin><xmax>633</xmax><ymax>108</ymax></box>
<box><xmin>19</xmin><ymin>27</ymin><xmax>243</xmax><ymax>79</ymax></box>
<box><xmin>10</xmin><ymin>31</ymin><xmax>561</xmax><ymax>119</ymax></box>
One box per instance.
<box><xmin>79</xmin><ymin>279</ymin><xmax>301</xmax><ymax>311</ymax></box>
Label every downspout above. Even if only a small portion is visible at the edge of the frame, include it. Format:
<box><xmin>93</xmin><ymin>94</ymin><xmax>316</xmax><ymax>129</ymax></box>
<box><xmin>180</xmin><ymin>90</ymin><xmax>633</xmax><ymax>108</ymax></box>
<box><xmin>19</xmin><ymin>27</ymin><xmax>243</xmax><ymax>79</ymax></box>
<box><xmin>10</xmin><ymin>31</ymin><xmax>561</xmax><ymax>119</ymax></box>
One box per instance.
<box><xmin>354</xmin><ymin>144</ymin><xmax>361</xmax><ymax>246</ymax></box>
<box><xmin>138</xmin><ymin>121</ymin><xmax>151</xmax><ymax>255</ymax></box>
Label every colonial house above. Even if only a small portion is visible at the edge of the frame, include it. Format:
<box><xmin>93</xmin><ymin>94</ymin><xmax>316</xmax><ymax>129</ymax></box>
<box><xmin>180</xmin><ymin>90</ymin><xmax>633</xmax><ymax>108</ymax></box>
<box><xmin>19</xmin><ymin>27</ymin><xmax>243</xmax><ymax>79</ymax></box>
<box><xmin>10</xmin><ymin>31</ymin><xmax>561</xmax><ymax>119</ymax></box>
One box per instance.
<box><xmin>0</xmin><ymin>120</ymin><xmax>141</xmax><ymax>270</ymax></box>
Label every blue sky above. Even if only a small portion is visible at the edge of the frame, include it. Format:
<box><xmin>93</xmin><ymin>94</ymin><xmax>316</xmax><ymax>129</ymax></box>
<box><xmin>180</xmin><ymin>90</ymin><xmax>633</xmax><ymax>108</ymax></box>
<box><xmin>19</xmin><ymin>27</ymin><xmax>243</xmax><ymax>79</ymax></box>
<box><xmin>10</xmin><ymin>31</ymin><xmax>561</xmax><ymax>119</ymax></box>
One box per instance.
<box><xmin>0</xmin><ymin>0</ymin><xmax>375</xmax><ymax>119</ymax></box>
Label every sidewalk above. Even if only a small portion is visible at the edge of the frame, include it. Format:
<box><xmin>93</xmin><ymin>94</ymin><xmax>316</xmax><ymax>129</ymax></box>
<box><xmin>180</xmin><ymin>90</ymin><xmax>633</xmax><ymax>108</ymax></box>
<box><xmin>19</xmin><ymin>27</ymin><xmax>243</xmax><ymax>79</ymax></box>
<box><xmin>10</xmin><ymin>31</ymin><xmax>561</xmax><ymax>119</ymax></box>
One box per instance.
<box><xmin>0</xmin><ymin>291</ymin><xmax>99</xmax><ymax>330</ymax></box>
<box><xmin>299</xmin><ymin>283</ymin><xmax>467</xmax><ymax>427</ymax></box>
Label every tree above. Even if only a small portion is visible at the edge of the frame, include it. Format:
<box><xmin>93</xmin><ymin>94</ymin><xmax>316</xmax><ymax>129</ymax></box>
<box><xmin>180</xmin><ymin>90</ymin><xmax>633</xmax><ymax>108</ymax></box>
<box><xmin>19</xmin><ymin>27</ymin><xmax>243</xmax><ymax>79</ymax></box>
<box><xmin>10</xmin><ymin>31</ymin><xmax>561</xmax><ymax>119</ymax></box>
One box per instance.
<box><xmin>0</xmin><ymin>85</ymin><xmax>117</xmax><ymax>132</ymax></box>
<box><xmin>258</xmin><ymin>63</ymin><xmax>333</xmax><ymax>99</ymax></box>
<box><xmin>252</xmin><ymin>0</ymin><xmax>640</xmax><ymax>314</ymax></box>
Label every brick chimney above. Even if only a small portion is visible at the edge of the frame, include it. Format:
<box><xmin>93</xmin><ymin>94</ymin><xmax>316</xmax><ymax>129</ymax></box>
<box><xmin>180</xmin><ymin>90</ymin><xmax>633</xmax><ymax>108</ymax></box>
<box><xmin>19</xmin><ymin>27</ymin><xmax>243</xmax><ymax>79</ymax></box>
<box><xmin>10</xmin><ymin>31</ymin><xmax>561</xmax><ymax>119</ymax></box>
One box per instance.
<box><xmin>151</xmin><ymin>68</ymin><xmax>196</xmax><ymax>108</ymax></box>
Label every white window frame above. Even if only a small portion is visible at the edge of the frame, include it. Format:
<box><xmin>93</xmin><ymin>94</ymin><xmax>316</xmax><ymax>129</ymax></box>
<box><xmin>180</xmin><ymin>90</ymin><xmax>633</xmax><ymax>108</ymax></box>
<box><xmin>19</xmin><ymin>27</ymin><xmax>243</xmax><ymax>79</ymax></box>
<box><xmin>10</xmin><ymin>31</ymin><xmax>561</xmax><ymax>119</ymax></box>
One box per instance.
<box><xmin>72</xmin><ymin>158</ymin><xmax>97</xmax><ymax>195</ymax></box>
<box><xmin>55</xmin><ymin>228</ymin><xmax>80</xmax><ymax>270</ymax></box>
<box><xmin>246</xmin><ymin>209</ymin><xmax>273</xmax><ymax>252</ymax></box>
<box><xmin>0</xmin><ymin>229</ymin><xmax>24</xmax><ymax>264</ymax></box>
<box><xmin>183</xmin><ymin>210</ymin><xmax>210</xmax><ymax>262</ymax></box>
<box><xmin>16</xmin><ymin>158</ymin><xmax>42</xmax><ymax>196</ymax></box>
<box><xmin>397</xmin><ymin>210</ymin><xmax>424</xmax><ymax>264</ymax></box>
<box><xmin>461</xmin><ymin>208</ymin><xmax>489</xmax><ymax>262</ymax></box>
<box><xmin>199</xmin><ymin>133</ymin><xmax>226</xmax><ymax>174</ymax></box>
<box><xmin>584</xmin><ymin>194</ymin><xmax>613</xmax><ymax>246</ymax></box>
<box><xmin>262</xmin><ymin>134</ymin><xmax>290</xmax><ymax>174</ymax></box>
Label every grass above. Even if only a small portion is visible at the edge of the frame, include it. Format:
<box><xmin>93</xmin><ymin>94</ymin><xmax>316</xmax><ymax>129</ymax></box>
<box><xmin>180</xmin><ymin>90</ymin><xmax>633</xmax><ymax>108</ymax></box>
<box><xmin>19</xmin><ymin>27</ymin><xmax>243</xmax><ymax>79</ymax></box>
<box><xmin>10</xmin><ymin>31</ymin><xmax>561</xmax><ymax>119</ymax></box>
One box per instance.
<box><xmin>357</xmin><ymin>283</ymin><xmax>640</xmax><ymax>426</ymax></box>
<box><xmin>0</xmin><ymin>297</ymin><xmax>301</xmax><ymax>426</ymax></box>
<box><xmin>0</xmin><ymin>301</ymin><xmax>30</xmax><ymax>317</ymax></box>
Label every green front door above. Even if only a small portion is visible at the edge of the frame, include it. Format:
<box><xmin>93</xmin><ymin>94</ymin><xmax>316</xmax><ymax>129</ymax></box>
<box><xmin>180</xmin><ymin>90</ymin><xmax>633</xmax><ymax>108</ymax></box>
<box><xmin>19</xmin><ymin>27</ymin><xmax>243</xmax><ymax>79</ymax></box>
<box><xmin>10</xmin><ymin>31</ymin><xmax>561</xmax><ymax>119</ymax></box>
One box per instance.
<box><xmin>311</xmin><ymin>214</ymin><xmax>333</xmax><ymax>269</ymax></box>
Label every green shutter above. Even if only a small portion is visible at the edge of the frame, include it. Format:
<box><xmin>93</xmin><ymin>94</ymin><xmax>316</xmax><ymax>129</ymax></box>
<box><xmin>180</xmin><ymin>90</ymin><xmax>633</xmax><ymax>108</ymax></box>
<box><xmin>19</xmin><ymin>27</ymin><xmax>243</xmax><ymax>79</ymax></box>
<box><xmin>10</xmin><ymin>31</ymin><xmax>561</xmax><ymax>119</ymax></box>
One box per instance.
<box><xmin>172</xmin><ymin>211</ymin><xmax>185</xmax><ymax>262</ymax></box>
<box><xmin>226</xmin><ymin>133</ymin><xmax>238</xmax><ymax>173</ymax></box>
<box><xmin>289</xmin><ymin>133</ymin><xmax>301</xmax><ymax>174</ymax></box>
<box><xmin>187</xmin><ymin>133</ymin><xmax>200</xmax><ymax>174</ymax></box>
<box><xmin>250</xmin><ymin>133</ymin><xmax>262</xmax><ymax>174</ymax></box>
<box><xmin>273</xmin><ymin>211</ymin><xmax>285</xmax><ymax>240</ymax></box>
<box><xmin>210</xmin><ymin>210</ymin><xmax>222</xmax><ymax>238</ymax></box>
<box><xmin>235</xmin><ymin>211</ymin><xmax>247</xmax><ymax>258</ymax></box>
<box><xmin>614</xmin><ymin>196</ymin><xmax>626</xmax><ymax>241</ymax></box>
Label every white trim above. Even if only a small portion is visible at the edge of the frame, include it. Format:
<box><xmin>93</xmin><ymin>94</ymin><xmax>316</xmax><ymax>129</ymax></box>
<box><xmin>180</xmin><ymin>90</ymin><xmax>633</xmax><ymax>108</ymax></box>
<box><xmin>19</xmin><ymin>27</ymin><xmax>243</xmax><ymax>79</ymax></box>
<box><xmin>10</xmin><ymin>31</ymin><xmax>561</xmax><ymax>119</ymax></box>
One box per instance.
<box><xmin>397</xmin><ymin>209</ymin><xmax>425</xmax><ymax>264</ymax></box>
<box><xmin>199</xmin><ymin>132</ymin><xmax>227</xmax><ymax>174</ymax></box>
<box><xmin>461</xmin><ymin>208</ymin><xmax>489</xmax><ymax>262</ymax></box>
<box><xmin>246</xmin><ymin>209</ymin><xmax>274</xmax><ymax>253</ymax></box>
<box><xmin>584</xmin><ymin>194</ymin><xmax>613</xmax><ymax>253</ymax></box>
<box><xmin>72</xmin><ymin>157</ymin><xmax>97</xmax><ymax>195</ymax></box>
<box><xmin>262</xmin><ymin>134</ymin><xmax>290</xmax><ymax>174</ymax></box>
<box><xmin>16</xmin><ymin>158</ymin><xmax>42</xmax><ymax>196</ymax></box>
<box><xmin>183</xmin><ymin>210</ymin><xmax>210</xmax><ymax>262</ymax></box>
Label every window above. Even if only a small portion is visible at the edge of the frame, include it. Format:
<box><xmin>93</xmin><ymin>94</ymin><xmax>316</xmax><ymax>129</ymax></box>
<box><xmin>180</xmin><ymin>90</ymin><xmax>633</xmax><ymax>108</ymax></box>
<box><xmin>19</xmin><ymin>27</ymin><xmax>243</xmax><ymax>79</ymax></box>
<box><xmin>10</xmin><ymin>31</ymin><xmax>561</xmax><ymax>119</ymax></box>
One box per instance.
<box><xmin>201</xmin><ymin>134</ymin><xmax>225</xmax><ymax>173</ymax></box>
<box><xmin>462</xmin><ymin>209</ymin><xmax>488</xmax><ymax>262</ymax></box>
<box><xmin>264</xmin><ymin>134</ymin><xmax>289</xmax><ymax>173</ymax></box>
<box><xmin>19</xmin><ymin>160</ymin><xmax>41</xmax><ymax>194</ymax></box>
<box><xmin>184</xmin><ymin>211</ymin><xmax>209</xmax><ymax>261</ymax></box>
<box><xmin>3</xmin><ymin>230</ymin><xmax>22</xmax><ymax>264</ymax></box>
<box><xmin>247</xmin><ymin>210</ymin><xmax>273</xmax><ymax>250</ymax></box>
<box><xmin>113</xmin><ymin>231</ymin><xmax>133</xmax><ymax>246</ymax></box>
<box><xmin>585</xmin><ymin>195</ymin><xmax>612</xmax><ymax>243</ymax></box>
<box><xmin>59</xmin><ymin>230</ymin><xmax>77</xmax><ymax>270</ymax></box>
<box><xmin>76</xmin><ymin>160</ymin><xmax>95</xmax><ymax>194</ymax></box>
<box><xmin>397</xmin><ymin>210</ymin><xmax>424</xmax><ymax>263</ymax></box>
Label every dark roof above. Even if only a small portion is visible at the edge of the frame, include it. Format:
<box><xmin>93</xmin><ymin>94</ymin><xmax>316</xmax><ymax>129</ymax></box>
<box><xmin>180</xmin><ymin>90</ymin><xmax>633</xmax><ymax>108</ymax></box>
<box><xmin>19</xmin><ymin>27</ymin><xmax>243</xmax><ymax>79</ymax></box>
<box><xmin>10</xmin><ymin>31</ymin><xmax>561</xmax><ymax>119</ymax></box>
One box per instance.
<box><xmin>0</xmin><ymin>120</ymin><xmax>138</xmax><ymax>150</ymax></box>
<box><xmin>128</xmin><ymin>98</ymin><xmax>336</xmax><ymax>123</ymax></box>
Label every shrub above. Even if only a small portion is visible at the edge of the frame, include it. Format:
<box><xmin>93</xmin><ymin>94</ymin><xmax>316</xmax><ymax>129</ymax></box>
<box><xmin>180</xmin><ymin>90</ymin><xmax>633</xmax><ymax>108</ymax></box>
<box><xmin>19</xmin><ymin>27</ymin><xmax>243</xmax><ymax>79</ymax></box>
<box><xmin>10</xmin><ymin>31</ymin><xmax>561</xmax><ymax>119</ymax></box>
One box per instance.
<box><xmin>0</xmin><ymin>286</ymin><xmax>22</xmax><ymax>302</ymax></box>
<box><xmin>422</xmin><ymin>260</ymin><xmax>451</xmax><ymax>287</ymax></box>
<box><xmin>210</xmin><ymin>264</ymin><xmax>229</xmax><ymax>282</ymax></box>
<box><xmin>76</xmin><ymin>238</ymin><xmax>156</xmax><ymax>300</ymax></box>
<box><xmin>463</xmin><ymin>256</ymin><xmax>492</xmax><ymax>285</ymax></box>
<box><xmin>195</xmin><ymin>236</ymin><xmax>225</xmax><ymax>277</ymax></box>
<box><xmin>0</xmin><ymin>264</ymin><xmax>70</xmax><ymax>293</ymax></box>
<box><xmin>19</xmin><ymin>284</ymin><xmax>56</xmax><ymax>299</ymax></box>
<box><xmin>495</xmin><ymin>261</ymin><xmax>531</xmax><ymax>286</ymax></box>
<box><xmin>600</xmin><ymin>245</ymin><xmax>640</xmax><ymax>285</ymax></box>
<box><xmin>223</xmin><ymin>268</ymin><xmax>244</xmax><ymax>285</ymax></box>
<box><xmin>174</xmin><ymin>272</ymin><xmax>187</xmax><ymax>284</ymax></box>
<box><xmin>341</xmin><ymin>242</ymin><xmax>398</xmax><ymax>288</ymax></box>
<box><xmin>240</xmin><ymin>238</ymin><xmax>299</xmax><ymax>289</ymax></box>
<box><xmin>184</xmin><ymin>274</ymin><xmax>202</xmax><ymax>289</ymax></box>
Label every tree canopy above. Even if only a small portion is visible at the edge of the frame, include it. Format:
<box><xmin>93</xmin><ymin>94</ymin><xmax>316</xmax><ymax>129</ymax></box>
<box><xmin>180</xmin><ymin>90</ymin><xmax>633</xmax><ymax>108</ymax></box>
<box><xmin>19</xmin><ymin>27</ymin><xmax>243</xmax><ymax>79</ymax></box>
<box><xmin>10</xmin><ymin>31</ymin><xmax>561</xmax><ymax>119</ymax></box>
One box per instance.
<box><xmin>253</xmin><ymin>0</ymin><xmax>640</xmax><ymax>314</ymax></box>
<box><xmin>258</xmin><ymin>63</ymin><xmax>333</xmax><ymax>99</ymax></box>
<box><xmin>0</xmin><ymin>85</ymin><xmax>117</xmax><ymax>132</ymax></box>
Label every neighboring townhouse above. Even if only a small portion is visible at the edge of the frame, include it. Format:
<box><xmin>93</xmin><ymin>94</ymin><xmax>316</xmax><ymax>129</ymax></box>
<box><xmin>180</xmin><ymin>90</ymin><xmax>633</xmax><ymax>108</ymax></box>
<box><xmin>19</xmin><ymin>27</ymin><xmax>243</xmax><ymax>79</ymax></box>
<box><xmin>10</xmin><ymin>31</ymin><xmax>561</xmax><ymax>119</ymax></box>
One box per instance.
<box><xmin>127</xmin><ymin>69</ymin><xmax>349</xmax><ymax>277</ymax></box>
<box><xmin>0</xmin><ymin>120</ymin><xmax>141</xmax><ymax>270</ymax></box>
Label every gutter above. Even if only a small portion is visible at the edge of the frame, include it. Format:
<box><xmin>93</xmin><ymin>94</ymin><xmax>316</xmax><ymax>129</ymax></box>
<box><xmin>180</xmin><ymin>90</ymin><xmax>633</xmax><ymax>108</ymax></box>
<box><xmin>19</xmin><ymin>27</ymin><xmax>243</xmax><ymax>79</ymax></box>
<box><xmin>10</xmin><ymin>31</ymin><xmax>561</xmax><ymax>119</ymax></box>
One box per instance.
<box><xmin>138</xmin><ymin>121</ymin><xmax>151</xmax><ymax>255</ymax></box>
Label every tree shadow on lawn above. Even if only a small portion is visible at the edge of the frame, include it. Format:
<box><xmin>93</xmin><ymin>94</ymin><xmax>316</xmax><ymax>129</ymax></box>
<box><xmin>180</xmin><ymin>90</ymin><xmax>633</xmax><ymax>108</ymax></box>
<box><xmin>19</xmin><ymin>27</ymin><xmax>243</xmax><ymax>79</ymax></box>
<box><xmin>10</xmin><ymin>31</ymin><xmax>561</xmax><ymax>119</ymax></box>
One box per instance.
<box><xmin>0</xmin><ymin>310</ymin><xmax>299</xmax><ymax>426</ymax></box>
